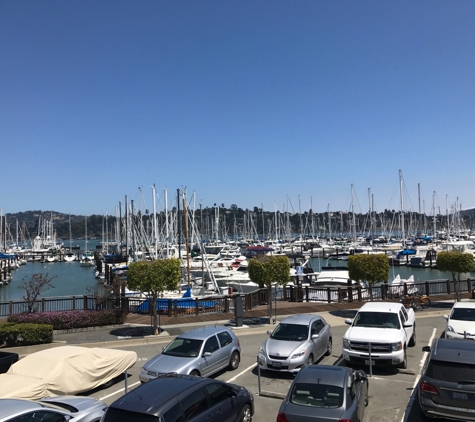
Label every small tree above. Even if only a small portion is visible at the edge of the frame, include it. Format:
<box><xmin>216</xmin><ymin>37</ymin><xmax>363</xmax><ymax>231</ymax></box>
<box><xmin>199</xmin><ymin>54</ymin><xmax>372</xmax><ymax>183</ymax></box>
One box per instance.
<box><xmin>436</xmin><ymin>251</ymin><xmax>475</xmax><ymax>302</ymax></box>
<box><xmin>19</xmin><ymin>273</ymin><xmax>57</xmax><ymax>313</ymax></box>
<box><xmin>127</xmin><ymin>258</ymin><xmax>181</xmax><ymax>334</ymax></box>
<box><xmin>248</xmin><ymin>255</ymin><xmax>290</xmax><ymax>322</ymax></box>
<box><xmin>348</xmin><ymin>254</ymin><xmax>390</xmax><ymax>300</ymax></box>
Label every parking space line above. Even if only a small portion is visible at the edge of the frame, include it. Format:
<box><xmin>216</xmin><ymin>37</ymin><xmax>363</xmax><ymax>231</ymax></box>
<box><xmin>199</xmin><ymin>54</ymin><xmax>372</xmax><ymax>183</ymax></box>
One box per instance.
<box><xmin>100</xmin><ymin>381</ymin><xmax>141</xmax><ymax>400</ymax></box>
<box><xmin>227</xmin><ymin>363</ymin><xmax>257</xmax><ymax>383</ymax></box>
<box><xmin>400</xmin><ymin>327</ymin><xmax>437</xmax><ymax>422</ymax></box>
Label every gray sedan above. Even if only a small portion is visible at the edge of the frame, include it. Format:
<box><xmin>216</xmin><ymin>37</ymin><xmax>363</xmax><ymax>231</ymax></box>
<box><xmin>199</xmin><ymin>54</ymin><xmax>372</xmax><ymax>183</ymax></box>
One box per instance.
<box><xmin>0</xmin><ymin>396</ymin><xmax>107</xmax><ymax>422</ymax></box>
<box><xmin>139</xmin><ymin>326</ymin><xmax>241</xmax><ymax>382</ymax></box>
<box><xmin>258</xmin><ymin>314</ymin><xmax>332</xmax><ymax>373</ymax></box>
<box><xmin>277</xmin><ymin>365</ymin><xmax>369</xmax><ymax>422</ymax></box>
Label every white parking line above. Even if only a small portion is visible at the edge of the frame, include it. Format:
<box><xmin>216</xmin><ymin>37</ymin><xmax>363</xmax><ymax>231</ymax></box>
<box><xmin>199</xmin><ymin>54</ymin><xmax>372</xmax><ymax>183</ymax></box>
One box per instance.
<box><xmin>100</xmin><ymin>381</ymin><xmax>141</xmax><ymax>400</ymax></box>
<box><xmin>400</xmin><ymin>328</ymin><xmax>437</xmax><ymax>422</ymax></box>
<box><xmin>227</xmin><ymin>363</ymin><xmax>257</xmax><ymax>383</ymax></box>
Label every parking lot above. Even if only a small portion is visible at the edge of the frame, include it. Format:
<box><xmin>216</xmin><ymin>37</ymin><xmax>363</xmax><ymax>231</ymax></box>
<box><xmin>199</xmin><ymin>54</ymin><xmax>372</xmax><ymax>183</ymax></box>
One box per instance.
<box><xmin>73</xmin><ymin>310</ymin><xmax>453</xmax><ymax>422</ymax></box>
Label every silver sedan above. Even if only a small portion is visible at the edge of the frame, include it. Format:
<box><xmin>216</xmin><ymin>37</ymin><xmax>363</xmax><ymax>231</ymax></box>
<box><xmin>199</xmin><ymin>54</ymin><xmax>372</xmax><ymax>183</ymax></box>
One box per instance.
<box><xmin>0</xmin><ymin>396</ymin><xmax>107</xmax><ymax>422</ymax></box>
<box><xmin>259</xmin><ymin>314</ymin><xmax>332</xmax><ymax>373</ymax></box>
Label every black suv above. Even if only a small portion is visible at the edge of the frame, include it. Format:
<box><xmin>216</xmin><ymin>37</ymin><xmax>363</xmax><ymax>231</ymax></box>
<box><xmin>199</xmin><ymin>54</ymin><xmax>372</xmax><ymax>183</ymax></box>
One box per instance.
<box><xmin>419</xmin><ymin>338</ymin><xmax>475</xmax><ymax>421</ymax></box>
<box><xmin>102</xmin><ymin>373</ymin><xmax>254</xmax><ymax>422</ymax></box>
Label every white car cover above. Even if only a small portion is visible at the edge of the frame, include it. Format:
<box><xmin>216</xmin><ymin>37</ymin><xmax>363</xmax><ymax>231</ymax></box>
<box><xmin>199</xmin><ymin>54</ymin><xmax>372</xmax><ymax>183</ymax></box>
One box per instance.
<box><xmin>0</xmin><ymin>346</ymin><xmax>137</xmax><ymax>399</ymax></box>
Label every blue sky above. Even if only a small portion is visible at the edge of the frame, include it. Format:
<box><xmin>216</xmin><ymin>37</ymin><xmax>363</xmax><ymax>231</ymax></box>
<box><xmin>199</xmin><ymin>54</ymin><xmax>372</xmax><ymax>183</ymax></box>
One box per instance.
<box><xmin>1</xmin><ymin>1</ymin><xmax>474</xmax><ymax>217</ymax></box>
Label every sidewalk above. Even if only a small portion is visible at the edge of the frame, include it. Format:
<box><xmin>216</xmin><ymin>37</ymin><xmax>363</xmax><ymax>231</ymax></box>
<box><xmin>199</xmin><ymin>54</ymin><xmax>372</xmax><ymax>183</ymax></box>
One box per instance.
<box><xmin>1</xmin><ymin>296</ymin><xmax>461</xmax><ymax>358</ymax></box>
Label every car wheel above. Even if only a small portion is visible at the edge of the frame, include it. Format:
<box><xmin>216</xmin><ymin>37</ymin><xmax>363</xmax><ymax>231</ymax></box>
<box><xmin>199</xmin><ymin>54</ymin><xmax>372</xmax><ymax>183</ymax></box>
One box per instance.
<box><xmin>409</xmin><ymin>326</ymin><xmax>416</xmax><ymax>347</ymax></box>
<box><xmin>325</xmin><ymin>338</ymin><xmax>332</xmax><ymax>356</ymax></box>
<box><xmin>239</xmin><ymin>404</ymin><xmax>252</xmax><ymax>422</ymax></box>
<box><xmin>229</xmin><ymin>351</ymin><xmax>240</xmax><ymax>370</ymax></box>
<box><xmin>190</xmin><ymin>370</ymin><xmax>200</xmax><ymax>376</ymax></box>
<box><xmin>306</xmin><ymin>354</ymin><xmax>314</xmax><ymax>366</ymax></box>
<box><xmin>399</xmin><ymin>349</ymin><xmax>407</xmax><ymax>369</ymax></box>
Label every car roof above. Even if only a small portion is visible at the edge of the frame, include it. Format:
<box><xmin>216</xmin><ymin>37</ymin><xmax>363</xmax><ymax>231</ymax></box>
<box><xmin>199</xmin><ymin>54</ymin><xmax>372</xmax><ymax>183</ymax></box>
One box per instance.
<box><xmin>179</xmin><ymin>326</ymin><xmax>232</xmax><ymax>340</ymax></box>
<box><xmin>451</xmin><ymin>302</ymin><xmax>475</xmax><ymax>309</ymax></box>
<box><xmin>280</xmin><ymin>314</ymin><xmax>320</xmax><ymax>325</ymax></box>
<box><xmin>0</xmin><ymin>399</ymin><xmax>42</xmax><ymax>418</ymax></box>
<box><xmin>109</xmin><ymin>374</ymin><xmax>210</xmax><ymax>415</ymax></box>
<box><xmin>293</xmin><ymin>365</ymin><xmax>349</xmax><ymax>386</ymax></box>
<box><xmin>430</xmin><ymin>338</ymin><xmax>475</xmax><ymax>364</ymax></box>
<box><xmin>359</xmin><ymin>302</ymin><xmax>401</xmax><ymax>313</ymax></box>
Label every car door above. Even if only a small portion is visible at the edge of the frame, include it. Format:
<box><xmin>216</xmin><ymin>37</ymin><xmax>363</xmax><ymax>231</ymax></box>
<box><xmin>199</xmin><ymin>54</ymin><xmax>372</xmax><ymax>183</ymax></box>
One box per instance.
<box><xmin>311</xmin><ymin>318</ymin><xmax>327</xmax><ymax>359</ymax></box>
<box><xmin>196</xmin><ymin>382</ymin><xmax>237</xmax><ymax>422</ymax></box>
<box><xmin>399</xmin><ymin>308</ymin><xmax>412</xmax><ymax>342</ymax></box>
<box><xmin>216</xmin><ymin>330</ymin><xmax>234</xmax><ymax>370</ymax></box>
<box><xmin>200</xmin><ymin>335</ymin><xmax>221</xmax><ymax>376</ymax></box>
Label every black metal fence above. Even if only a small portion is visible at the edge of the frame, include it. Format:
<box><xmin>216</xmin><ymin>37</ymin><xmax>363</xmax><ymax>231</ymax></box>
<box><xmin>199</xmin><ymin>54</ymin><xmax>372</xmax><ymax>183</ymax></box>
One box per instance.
<box><xmin>1</xmin><ymin>278</ymin><xmax>473</xmax><ymax>318</ymax></box>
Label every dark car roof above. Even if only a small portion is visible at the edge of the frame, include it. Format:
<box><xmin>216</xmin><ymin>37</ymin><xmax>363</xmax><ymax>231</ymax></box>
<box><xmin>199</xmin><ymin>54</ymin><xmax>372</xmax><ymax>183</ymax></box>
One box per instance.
<box><xmin>109</xmin><ymin>374</ymin><xmax>210</xmax><ymax>416</ymax></box>
<box><xmin>430</xmin><ymin>338</ymin><xmax>475</xmax><ymax>364</ymax></box>
<box><xmin>294</xmin><ymin>365</ymin><xmax>349</xmax><ymax>386</ymax></box>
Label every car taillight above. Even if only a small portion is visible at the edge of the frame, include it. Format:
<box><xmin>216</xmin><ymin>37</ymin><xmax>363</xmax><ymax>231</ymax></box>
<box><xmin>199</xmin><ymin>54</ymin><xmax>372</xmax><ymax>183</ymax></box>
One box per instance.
<box><xmin>277</xmin><ymin>412</ymin><xmax>290</xmax><ymax>422</ymax></box>
<box><xmin>420</xmin><ymin>382</ymin><xmax>439</xmax><ymax>394</ymax></box>
<box><xmin>339</xmin><ymin>419</ymin><xmax>351</xmax><ymax>422</ymax></box>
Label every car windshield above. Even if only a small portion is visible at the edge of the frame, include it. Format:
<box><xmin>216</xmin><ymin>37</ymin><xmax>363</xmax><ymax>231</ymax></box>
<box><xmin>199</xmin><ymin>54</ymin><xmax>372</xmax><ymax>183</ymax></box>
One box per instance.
<box><xmin>162</xmin><ymin>338</ymin><xmax>203</xmax><ymax>357</ymax></box>
<box><xmin>451</xmin><ymin>308</ymin><xmax>475</xmax><ymax>322</ymax></box>
<box><xmin>290</xmin><ymin>382</ymin><xmax>343</xmax><ymax>408</ymax></box>
<box><xmin>353</xmin><ymin>312</ymin><xmax>400</xmax><ymax>329</ymax></box>
<box><xmin>271</xmin><ymin>323</ymin><xmax>308</xmax><ymax>341</ymax></box>
<box><xmin>426</xmin><ymin>360</ymin><xmax>475</xmax><ymax>383</ymax></box>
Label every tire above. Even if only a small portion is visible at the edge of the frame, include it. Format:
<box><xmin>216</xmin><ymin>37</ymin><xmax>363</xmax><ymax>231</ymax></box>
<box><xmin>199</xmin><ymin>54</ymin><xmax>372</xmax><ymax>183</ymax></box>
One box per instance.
<box><xmin>239</xmin><ymin>404</ymin><xmax>252</xmax><ymax>422</ymax></box>
<box><xmin>306</xmin><ymin>354</ymin><xmax>314</xmax><ymax>366</ymax></box>
<box><xmin>190</xmin><ymin>370</ymin><xmax>200</xmax><ymax>376</ymax></box>
<box><xmin>325</xmin><ymin>338</ymin><xmax>332</xmax><ymax>356</ymax></box>
<box><xmin>420</xmin><ymin>297</ymin><xmax>431</xmax><ymax>309</ymax></box>
<box><xmin>398</xmin><ymin>349</ymin><xmax>407</xmax><ymax>369</ymax></box>
<box><xmin>409</xmin><ymin>325</ymin><xmax>416</xmax><ymax>347</ymax></box>
<box><xmin>229</xmin><ymin>351</ymin><xmax>240</xmax><ymax>370</ymax></box>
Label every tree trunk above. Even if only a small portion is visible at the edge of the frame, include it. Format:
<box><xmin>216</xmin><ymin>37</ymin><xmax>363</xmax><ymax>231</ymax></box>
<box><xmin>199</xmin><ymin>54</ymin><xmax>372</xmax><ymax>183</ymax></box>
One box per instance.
<box><xmin>267</xmin><ymin>286</ymin><xmax>273</xmax><ymax>324</ymax></box>
<box><xmin>455</xmin><ymin>274</ymin><xmax>461</xmax><ymax>302</ymax></box>
<box><xmin>152</xmin><ymin>293</ymin><xmax>159</xmax><ymax>334</ymax></box>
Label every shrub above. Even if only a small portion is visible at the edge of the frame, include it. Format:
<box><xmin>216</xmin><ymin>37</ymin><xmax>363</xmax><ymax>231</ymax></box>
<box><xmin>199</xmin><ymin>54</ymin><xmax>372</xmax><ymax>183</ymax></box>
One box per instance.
<box><xmin>7</xmin><ymin>309</ymin><xmax>125</xmax><ymax>330</ymax></box>
<box><xmin>0</xmin><ymin>323</ymin><xmax>53</xmax><ymax>347</ymax></box>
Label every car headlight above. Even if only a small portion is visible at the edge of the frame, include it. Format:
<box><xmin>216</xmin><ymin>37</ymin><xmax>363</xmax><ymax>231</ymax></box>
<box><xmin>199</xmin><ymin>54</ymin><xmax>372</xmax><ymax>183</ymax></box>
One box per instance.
<box><xmin>390</xmin><ymin>341</ymin><xmax>403</xmax><ymax>351</ymax></box>
<box><xmin>291</xmin><ymin>350</ymin><xmax>306</xmax><ymax>359</ymax></box>
<box><xmin>446</xmin><ymin>325</ymin><xmax>454</xmax><ymax>332</ymax></box>
<box><xmin>343</xmin><ymin>338</ymin><xmax>350</xmax><ymax>349</ymax></box>
<box><xmin>259</xmin><ymin>346</ymin><xmax>265</xmax><ymax>355</ymax></box>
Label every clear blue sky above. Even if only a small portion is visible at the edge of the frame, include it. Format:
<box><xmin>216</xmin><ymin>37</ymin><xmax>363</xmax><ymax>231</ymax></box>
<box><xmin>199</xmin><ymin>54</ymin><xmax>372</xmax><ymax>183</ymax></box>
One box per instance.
<box><xmin>2</xmin><ymin>1</ymin><xmax>474</xmax><ymax>217</ymax></box>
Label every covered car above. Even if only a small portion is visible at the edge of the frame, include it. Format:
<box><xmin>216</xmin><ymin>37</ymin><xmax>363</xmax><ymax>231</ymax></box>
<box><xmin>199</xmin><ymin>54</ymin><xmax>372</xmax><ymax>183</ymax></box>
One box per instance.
<box><xmin>0</xmin><ymin>345</ymin><xmax>137</xmax><ymax>400</ymax></box>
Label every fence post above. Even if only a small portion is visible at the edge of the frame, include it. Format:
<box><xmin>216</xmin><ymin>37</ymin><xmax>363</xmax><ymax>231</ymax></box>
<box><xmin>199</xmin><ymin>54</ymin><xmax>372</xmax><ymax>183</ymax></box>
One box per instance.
<box><xmin>224</xmin><ymin>296</ymin><xmax>230</xmax><ymax>313</ymax></box>
<box><xmin>167</xmin><ymin>299</ymin><xmax>172</xmax><ymax>317</ymax></box>
<box><xmin>83</xmin><ymin>295</ymin><xmax>88</xmax><ymax>311</ymax></box>
<box><xmin>446</xmin><ymin>279</ymin><xmax>451</xmax><ymax>295</ymax></box>
<box><xmin>381</xmin><ymin>284</ymin><xmax>386</xmax><ymax>300</ymax></box>
<box><xmin>337</xmin><ymin>288</ymin><xmax>342</xmax><ymax>303</ymax></box>
<box><xmin>72</xmin><ymin>296</ymin><xmax>76</xmax><ymax>310</ymax></box>
<box><xmin>9</xmin><ymin>301</ymin><xmax>12</xmax><ymax>317</ymax></box>
<box><xmin>305</xmin><ymin>286</ymin><xmax>309</xmax><ymax>302</ymax></box>
<box><xmin>357</xmin><ymin>286</ymin><xmax>362</xmax><ymax>302</ymax></box>
<box><xmin>326</xmin><ymin>287</ymin><xmax>331</xmax><ymax>303</ymax></box>
<box><xmin>41</xmin><ymin>298</ymin><xmax>45</xmax><ymax>312</ymax></box>
<box><xmin>195</xmin><ymin>298</ymin><xmax>199</xmax><ymax>315</ymax></box>
<box><xmin>467</xmin><ymin>278</ymin><xmax>471</xmax><ymax>293</ymax></box>
<box><xmin>425</xmin><ymin>281</ymin><xmax>430</xmax><ymax>296</ymax></box>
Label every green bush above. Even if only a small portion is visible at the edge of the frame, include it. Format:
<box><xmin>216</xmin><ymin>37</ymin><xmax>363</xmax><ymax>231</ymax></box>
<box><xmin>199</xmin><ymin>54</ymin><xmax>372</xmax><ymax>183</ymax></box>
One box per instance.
<box><xmin>0</xmin><ymin>323</ymin><xmax>53</xmax><ymax>347</ymax></box>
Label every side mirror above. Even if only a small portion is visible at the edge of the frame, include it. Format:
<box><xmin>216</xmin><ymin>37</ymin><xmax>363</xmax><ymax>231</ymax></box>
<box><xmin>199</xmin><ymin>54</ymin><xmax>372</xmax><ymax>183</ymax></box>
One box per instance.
<box><xmin>162</xmin><ymin>347</ymin><xmax>165</xmax><ymax>352</ymax></box>
<box><xmin>443</xmin><ymin>315</ymin><xmax>449</xmax><ymax>320</ymax></box>
<box><xmin>345</xmin><ymin>318</ymin><xmax>353</xmax><ymax>325</ymax></box>
<box><xmin>311</xmin><ymin>334</ymin><xmax>319</xmax><ymax>340</ymax></box>
<box><xmin>403</xmin><ymin>322</ymin><xmax>413</xmax><ymax>328</ymax></box>
<box><xmin>203</xmin><ymin>352</ymin><xmax>212</xmax><ymax>357</ymax></box>
<box><xmin>229</xmin><ymin>390</ymin><xmax>238</xmax><ymax>399</ymax></box>
<box><xmin>422</xmin><ymin>346</ymin><xmax>431</xmax><ymax>352</ymax></box>
<box><xmin>356</xmin><ymin>370</ymin><xmax>368</xmax><ymax>381</ymax></box>
<box><xmin>266</xmin><ymin>330</ymin><xmax>272</xmax><ymax>336</ymax></box>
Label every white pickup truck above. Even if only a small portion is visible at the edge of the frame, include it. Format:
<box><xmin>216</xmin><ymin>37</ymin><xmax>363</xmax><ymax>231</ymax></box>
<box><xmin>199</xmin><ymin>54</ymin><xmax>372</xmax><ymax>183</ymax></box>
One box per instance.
<box><xmin>342</xmin><ymin>302</ymin><xmax>416</xmax><ymax>369</ymax></box>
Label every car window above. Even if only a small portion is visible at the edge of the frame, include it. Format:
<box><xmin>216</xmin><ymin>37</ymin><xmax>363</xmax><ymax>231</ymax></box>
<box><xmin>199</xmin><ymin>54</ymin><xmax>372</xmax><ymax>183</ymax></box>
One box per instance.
<box><xmin>163</xmin><ymin>338</ymin><xmax>203</xmax><ymax>358</ymax></box>
<box><xmin>399</xmin><ymin>311</ymin><xmax>406</xmax><ymax>324</ymax></box>
<box><xmin>162</xmin><ymin>402</ymin><xmax>185</xmax><ymax>422</ymax></box>
<box><xmin>271</xmin><ymin>323</ymin><xmax>308</xmax><ymax>341</ymax></box>
<box><xmin>181</xmin><ymin>388</ymin><xmax>208</xmax><ymax>421</ymax></box>
<box><xmin>426</xmin><ymin>359</ymin><xmax>475</xmax><ymax>382</ymax></box>
<box><xmin>203</xmin><ymin>336</ymin><xmax>219</xmax><ymax>354</ymax></box>
<box><xmin>217</xmin><ymin>331</ymin><xmax>233</xmax><ymax>347</ymax></box>
<box><xmin>290</xmin><ymin>382</ymin><xmax>343</xmax><ymax>408</ymax></box>
<box><xmin>451</xmin><ymin>308</ymin><xmax>475</xmax><ymax>321</ymax></box>
<box><xmin>347</xmin><ymin>372</ymin><xmax>357</xmax><ymax>400</ymax></box>
<box><xmin>401</xmin><ymin>307</ymin><xmax>408</xmax><ymax>321</ymax></box>
<box><xmin>203</xmin><ymin>383</ymin><xmax>232</xmax><ymax>406</ymax></box>
<box><xmin>7</xmin><ymin>412</ymin><xmax>67</xmax><ymax>422</ymax></box>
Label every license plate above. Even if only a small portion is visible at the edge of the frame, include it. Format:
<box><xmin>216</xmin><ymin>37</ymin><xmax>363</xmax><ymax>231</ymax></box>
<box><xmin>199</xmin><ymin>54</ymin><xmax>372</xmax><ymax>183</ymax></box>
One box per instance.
<box><xmin>364</xmin><ymin>360</ymin><xmax>375</xmax><ymax>366</ymax></box>
<box><xmin>272</xmin><ymin>361</ymin><xmax>282</xmax><ymax>368</ymax></box>
<box><xmin>453</xmin><ymin>392</ymin><xmax>468</xmax><ymax>400</ymax></box>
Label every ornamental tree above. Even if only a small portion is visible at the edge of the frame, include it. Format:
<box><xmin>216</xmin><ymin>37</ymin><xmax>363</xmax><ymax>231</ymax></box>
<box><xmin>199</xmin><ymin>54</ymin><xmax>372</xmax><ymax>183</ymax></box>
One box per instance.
<box><xmin>436</xmin><ymin>251</ymin><xmax>475</xmax><ymax>302</ymax></box>
<box><xmin>127</xmin><ymin>258</ymin><xmax>181</xmax><ymax>334</ymax></box>
<box><xmin>348</xmin><ymin>254</ymin><xmax>390</xmax><ymax>300</ymax></box>
<box><xmin>248</xmin><ymin>255</ymin><xmax>290</xmax><ymax>321</ymax></box>
<box><xmin>19</xmin><ymin>273</ymin><xmax>57</xmax><ymax>313</ymax></box>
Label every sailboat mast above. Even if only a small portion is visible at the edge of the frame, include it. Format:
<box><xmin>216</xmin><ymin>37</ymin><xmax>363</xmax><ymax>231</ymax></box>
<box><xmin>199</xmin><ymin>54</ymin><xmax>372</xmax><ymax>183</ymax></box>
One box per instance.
<box><xmin>182</xmin><ymin>195</ymin><xmax>191</xmax><ymax>286</ymax></box>
<box><xmin>399</xmin><ymin>169</ymin><xmax>405</xmax><ymax>245</ymax></box>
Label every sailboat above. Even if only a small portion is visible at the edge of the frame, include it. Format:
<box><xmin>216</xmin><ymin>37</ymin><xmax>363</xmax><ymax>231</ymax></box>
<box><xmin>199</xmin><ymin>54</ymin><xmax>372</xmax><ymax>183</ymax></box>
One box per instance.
<box><xmin>80</xmin><ymin>216</ymin><xmax>94</xmax><ymax>267</ymax></box>
<box><xmin>64</xmin><ymin>214</ymin><xmax>77</xmax><ymax>262</ymax></box>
